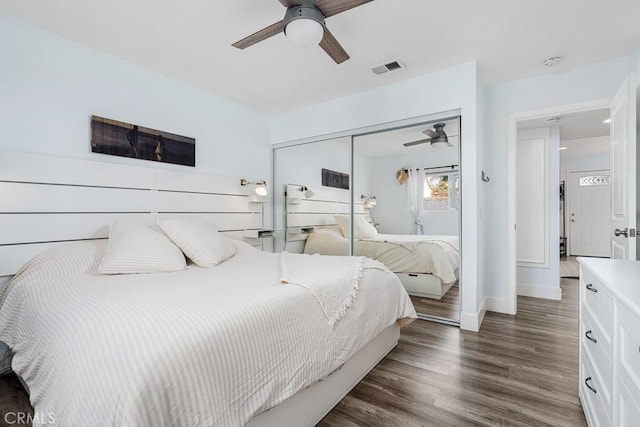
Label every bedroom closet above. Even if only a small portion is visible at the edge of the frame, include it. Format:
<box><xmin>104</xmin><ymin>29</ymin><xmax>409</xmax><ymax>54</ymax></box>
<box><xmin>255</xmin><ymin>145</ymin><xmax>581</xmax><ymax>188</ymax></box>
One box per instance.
<box><xmin>272</xmin><ymin>115</ymin><xmax>463</xmax><ymax>326</ymax></box>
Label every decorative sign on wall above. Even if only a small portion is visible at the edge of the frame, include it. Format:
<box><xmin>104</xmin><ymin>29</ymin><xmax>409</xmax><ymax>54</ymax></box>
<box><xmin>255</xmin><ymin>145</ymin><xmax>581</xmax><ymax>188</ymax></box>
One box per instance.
<box><xmin>91</xmin><ymin>115</ymin><xmax>196</xmax><ymax>167</ymax></box>
<box><xmin>322</xmin><ymin>168</ymin><xmax>349</xmax><ymax>190</ymax></box>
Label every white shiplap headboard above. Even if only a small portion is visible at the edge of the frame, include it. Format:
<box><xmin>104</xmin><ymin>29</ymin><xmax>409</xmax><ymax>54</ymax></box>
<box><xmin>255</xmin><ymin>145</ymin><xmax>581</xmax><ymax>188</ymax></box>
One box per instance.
<box><xmin>285</xmin><ymin>184</ymin><xmax>366</xmax><ymax>253</ymax></box>
<box><xmin>0</xmin><ymin>150</ymin><xmax>266</xmax><ymax>279</ymax></box>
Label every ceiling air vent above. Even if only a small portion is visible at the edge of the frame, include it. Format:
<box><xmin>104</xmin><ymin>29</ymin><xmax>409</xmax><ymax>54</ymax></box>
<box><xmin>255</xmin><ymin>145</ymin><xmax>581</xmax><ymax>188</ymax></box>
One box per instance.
<box><xmin>371</xmin><ymin>60</ymin><xmax>406</xmax><ymax>75</ymax></box>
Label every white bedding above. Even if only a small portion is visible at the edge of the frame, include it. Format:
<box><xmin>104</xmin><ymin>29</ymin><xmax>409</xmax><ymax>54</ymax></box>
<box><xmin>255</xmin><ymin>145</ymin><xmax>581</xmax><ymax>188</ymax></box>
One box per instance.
<box><xmin>0</xmin><ymin>240</ymin><xmax>415</xmax><ymax>426</ymax></box>
<box><xmin>304</xmin><ymin>227</ymin><xmax>460</xmax><ymax>284</ymax></box>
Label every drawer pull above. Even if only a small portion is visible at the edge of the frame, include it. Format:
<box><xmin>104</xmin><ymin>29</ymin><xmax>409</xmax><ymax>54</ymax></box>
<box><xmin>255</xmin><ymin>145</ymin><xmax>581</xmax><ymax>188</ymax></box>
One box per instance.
<box><xmin>585</xmin><ymin>377</ymin><xmax>597</xmax><ymax>394</ymax></box>
<box><xmin>585</xmin><ymin>330</ymin><xmax>597</xmax><ymax>344</ymax></box>
<box><xmin>585</xmin><ymin>283</ymin><xmax>598</xmax><ymax>293</ymax></box>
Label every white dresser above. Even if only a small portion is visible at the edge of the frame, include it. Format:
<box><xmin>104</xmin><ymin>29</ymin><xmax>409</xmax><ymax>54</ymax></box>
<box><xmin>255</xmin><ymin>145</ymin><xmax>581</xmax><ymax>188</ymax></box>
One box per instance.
<box><xmin>578</xmin><ymin>258</ymin><xmax>640</xmax><ymax>426</ymax></box>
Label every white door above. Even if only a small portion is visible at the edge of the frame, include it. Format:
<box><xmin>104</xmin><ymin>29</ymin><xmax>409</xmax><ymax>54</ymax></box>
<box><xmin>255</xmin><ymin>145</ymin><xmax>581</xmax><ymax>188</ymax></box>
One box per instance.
<box><xmin>568</xmin><ymin>170</ymin><xmax>611</xmax><ymax>257</ymax></box>
<box><xmin>610</xmin><ymin>76</ymin><xmax>637</xmax><ymax>259</ymax></box>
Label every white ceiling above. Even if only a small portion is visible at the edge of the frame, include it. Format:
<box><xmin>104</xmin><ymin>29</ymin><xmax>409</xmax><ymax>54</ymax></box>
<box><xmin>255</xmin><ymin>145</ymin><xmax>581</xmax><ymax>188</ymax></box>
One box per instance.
<box><xmin>2</xmin><ymin>0</ymin><xmax>639</xmax><ymax>113</ymax></box>
<box><xmin>518</xmin><ymin>108</ymin><xmax>610</xmax><ymax>157</ymax></box>
<box><xmin>518</xmin><ymin>108</ymin><xmax>610</xmax><ymax>140</ymax></box>
<box><xmin>354</xmin><ymin>118</ymin><xmax>459</xmax><ymax>157</ymax></box>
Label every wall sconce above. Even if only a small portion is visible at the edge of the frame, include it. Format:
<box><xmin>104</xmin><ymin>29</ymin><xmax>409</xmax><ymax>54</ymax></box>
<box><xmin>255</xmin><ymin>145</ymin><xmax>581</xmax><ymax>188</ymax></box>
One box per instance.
<box><xmin>300</xmin><ymin>186</ymin><xmax>314</xmax><ymax>198</ymax></box>
<box><xmin>361</xmin><ymin>194</ymin><xmax>377</xmax><ymax>207</ymax></box>
<box><xmin>241</xmin><ymin>178</ymin><xmax>268</xmax><ymax>196</ymax></box>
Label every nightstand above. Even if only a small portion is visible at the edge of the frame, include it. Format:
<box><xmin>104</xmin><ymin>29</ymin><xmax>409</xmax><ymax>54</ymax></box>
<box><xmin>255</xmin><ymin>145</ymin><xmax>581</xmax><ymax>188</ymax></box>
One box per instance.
<box><xmin>243</xmin><ymin>229</ymin><xmax>274</xmax><ymax>252</ymax></box>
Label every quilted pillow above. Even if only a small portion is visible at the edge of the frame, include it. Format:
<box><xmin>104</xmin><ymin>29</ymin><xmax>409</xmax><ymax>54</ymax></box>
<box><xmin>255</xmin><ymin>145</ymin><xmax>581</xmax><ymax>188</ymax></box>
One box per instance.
<box><xmin>159</xmin><ymin>217</ymin><xmax>237</xmax><ymax>267</ymax></box>
<box><xmin>98</xmin><ymin>220</ymin><xmax>186</xmax><ymax>274</ymax></box>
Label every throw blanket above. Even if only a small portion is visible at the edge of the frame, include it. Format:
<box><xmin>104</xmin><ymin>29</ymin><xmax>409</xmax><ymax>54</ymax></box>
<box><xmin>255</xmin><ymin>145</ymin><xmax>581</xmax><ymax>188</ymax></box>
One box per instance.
<box><xmin>281</xmin><ymin>252</ymin><xmax>365</xmax><ymax>327</ymax></box>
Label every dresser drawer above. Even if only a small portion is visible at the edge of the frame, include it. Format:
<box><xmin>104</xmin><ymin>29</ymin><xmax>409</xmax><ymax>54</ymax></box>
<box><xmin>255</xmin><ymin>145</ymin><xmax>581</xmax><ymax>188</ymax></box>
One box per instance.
<box><xmin>618</xmin><ymin>303</ymin><xmax>640</xmax><ymax>392</ymax></box>
<box><xmin>581</xmin><ymin>269</ymin><xmax>613</xmax><ymax>335</ymax></box>
<box><xmin>581</xmin><ymin>353</ymin><xmax>611</xmax><ymax>427</ymax></box>
<box><xmin>581</xmin><ymin>308</ymin><xmax>612</xmax><ymax>404</ymax></box>
<box><xmin>582</xmin><ymin>302</ymin><xmax>613</xmax><ymax>360</ymax></box>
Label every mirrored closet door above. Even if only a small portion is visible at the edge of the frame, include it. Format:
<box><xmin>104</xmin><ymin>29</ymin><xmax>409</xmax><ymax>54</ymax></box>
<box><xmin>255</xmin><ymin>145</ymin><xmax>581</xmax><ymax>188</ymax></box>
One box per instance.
<box><xmin>352</xmin><ymin>117</ymin><xmax>461</xmax><ymax>324</ymax></box>
<box><xmin>272</xmin><ymin>116</ymin><xmax>462</xmax><ymax>325</ymax></box>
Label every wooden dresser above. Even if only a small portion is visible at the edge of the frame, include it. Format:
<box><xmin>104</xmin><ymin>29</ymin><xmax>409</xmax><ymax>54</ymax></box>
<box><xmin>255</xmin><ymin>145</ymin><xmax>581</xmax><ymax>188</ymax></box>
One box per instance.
<box><xmin>578</xmin><ymin>258</ymin><xmax>640</xmax><ymax>426</ymax></box>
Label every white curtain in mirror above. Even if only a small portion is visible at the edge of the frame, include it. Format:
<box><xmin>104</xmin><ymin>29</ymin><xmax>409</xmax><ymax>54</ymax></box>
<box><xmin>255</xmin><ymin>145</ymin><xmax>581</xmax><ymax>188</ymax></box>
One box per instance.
<box><xmin>406</xmin><ymin>169</ymin><xmax>425</xmax><ymax>234</ymax></box>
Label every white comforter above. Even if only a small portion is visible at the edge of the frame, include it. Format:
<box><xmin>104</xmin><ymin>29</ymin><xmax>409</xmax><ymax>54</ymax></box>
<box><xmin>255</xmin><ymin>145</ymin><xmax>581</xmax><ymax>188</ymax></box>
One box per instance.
<box><xmin>304</xmin><ymin>228</ymin><xmax>460</xmax><ymax>284</ymax></box>
<box><xmin>0</xmin><ymin>240</ymin><xmax>415</xmax><ymax>426</ymax></box>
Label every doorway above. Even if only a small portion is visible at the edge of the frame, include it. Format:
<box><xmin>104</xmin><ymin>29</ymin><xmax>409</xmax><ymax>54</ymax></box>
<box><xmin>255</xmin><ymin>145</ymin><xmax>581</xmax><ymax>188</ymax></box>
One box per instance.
<box><xmin>506</xmin><ymin>98</ymin><xmax>612</xmax><ymax>313</ymax></box>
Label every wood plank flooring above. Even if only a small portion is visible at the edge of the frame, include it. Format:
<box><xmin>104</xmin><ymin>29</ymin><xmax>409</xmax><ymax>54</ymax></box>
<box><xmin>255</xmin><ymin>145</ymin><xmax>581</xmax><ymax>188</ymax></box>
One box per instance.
<box><xmin>410</xmin><ymin>282</ymin><xmax>459</xmax><ymax>320</ymax></box>
<box><xmin>320</xmin><ymin>278</ymin><xmax>586</xmax><ymax>426</ymax></box>
<box><xmin>0</xmin><ymin>279</ymin><xmax>585</xmax><ymax>426</ymax></box>
<box><xmin>560</xmin><ymin>256</ymin><xmax>580</xmax><ymax>278</ymax></box>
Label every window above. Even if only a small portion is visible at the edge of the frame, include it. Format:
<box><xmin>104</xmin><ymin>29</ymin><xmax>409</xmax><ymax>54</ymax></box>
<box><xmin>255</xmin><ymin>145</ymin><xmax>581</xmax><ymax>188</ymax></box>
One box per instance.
<box><xmin>423</xmin><ymin>172</ymin><xmax>459</xmax><ymax>211</ymax></box>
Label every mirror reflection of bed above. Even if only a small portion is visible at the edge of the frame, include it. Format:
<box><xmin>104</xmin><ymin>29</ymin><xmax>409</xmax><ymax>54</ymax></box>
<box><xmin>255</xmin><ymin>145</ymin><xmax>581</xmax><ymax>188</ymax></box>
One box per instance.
<box><xmin>276</xmin><ymin>116</ymin><xmax>461</xmax><ymax>324</ymax></box>
<box><xmin>286</xmin><ymin>185</ymin><xmax>460</xmax><ymax>323</ymax></box>
<box><xmin>302</xmin><ymin>222</ymin><xmax>460</xmax><ymax>321</ymax></box>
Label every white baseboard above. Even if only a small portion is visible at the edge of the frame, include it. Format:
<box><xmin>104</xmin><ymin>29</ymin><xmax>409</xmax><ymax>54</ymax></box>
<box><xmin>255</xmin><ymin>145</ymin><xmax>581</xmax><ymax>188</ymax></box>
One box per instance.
<box><xmin>460</xmin><ymin>300</ymin><xmax>487</xmax><ymax>332</ymax></box>
<box><xmin>517</xmin><ymin>283</ymin><xmax>562</xmax><ymax>300</ymax></box>
<box><xmin>484</xmin><ymin>296</ymin><xmax>511</xmax><ymax>313</ymax></box>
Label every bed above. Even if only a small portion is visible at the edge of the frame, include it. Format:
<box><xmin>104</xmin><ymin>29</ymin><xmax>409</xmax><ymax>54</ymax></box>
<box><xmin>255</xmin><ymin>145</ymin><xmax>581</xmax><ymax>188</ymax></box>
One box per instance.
<box><xmin>0</xmin><ymin>234</ymin><xmax>415</xmax><ymax>426</ymax></box>
<box><xmin>303</xmin><ymin>225</ymin><xmax>459</xmax><ymax>299</ymax></box>
<box><xmin>0</xmin><ymin>151</ymin><xmax>416</xmax><ymax>427</ymax></box>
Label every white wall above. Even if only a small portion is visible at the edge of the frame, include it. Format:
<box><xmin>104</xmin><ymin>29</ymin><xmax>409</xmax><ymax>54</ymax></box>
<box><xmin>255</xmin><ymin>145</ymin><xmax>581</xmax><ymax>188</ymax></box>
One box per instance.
<box><xmin>475</xmin><ymin>76</ymin><xmax>487</xmax><ymax>316</ymax></box>
<box><xmin>484</xmin><ymin>58</ymin><xmax>628</xmax><ymax>303</ymax></box>
<box><xmin>365</xmin><ymin>150</ymin><xmax>459</xmax><ymax>236</ymax></box>
<box><xmin>0</xmin><ymin>16</ymin><xmax>271</xmax><ymax>209</ymax></box>
<box><xmin>561</xmin><ymin>153</ymin><xmax>610</xmax><ymax>176</ymax></box>
<box><xmin>271</xmin><ymin>62</ymin><xmax>483</xmax><ymax>331</ymax></box>
<box><xmin>516</xmin><ymin>127</ymin><xmax>560</xmax><ymax>297</ymax></box>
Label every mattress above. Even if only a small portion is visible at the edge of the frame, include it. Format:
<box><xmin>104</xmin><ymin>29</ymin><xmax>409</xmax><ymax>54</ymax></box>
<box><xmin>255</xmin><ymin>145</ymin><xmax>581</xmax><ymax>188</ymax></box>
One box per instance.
<box><xmin>0</xmin><ymin>240</ymin><xmax>415</xmax><ymax>426</ymax></box>
<box><xmin>304</xmin><ymin>227</ymin><xmax>459</xmax><ymax>284</ymax></box>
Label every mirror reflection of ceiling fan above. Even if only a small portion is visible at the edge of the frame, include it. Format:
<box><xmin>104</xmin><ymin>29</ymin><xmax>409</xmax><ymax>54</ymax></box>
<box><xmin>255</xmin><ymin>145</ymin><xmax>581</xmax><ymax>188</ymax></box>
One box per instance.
<box><xmin>231</xmin><ymin>0</ymin><xmax>372</xmax><ymax>64</ymax></box>
<box><xmin>403</xmin><ymin>123</ymin><xmax>454</xmax><ymax>149</ymax></box>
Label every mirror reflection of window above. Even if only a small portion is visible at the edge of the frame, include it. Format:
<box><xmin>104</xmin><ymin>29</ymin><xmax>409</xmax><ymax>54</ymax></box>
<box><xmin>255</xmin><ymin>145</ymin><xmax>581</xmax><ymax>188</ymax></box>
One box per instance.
<box><xmin>423</xmin><ymin>172</ymin><xmax>459</xmax><ymax>211</ymax></box>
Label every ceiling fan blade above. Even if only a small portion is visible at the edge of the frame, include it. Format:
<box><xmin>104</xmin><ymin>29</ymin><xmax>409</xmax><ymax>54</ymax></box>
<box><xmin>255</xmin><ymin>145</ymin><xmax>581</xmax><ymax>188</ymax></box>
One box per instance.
<box><xmin>423</xmin><ymin>129</ymin><xmax>438</xmax><ymax>138</ymax></box>
<box><xmin>319</xmin><ymin>27</ymin><xmax>349</xmax><ymax>64</ymax></box>
<box><xmin>278</xmin><ymin>0</ymin><xmax>301</xmax><ymax>7</ymax></box>
<box><xmin>403</xmin><ymin>138</ymin><xmax>432</xmax><ymax>147</ymax></box>
<box><xmin>315</xmin><ymin>0</ymin><xmax>373</xmax><ymax>18</ymax></box>
<box><xmin>232</xmin><ymin>21</ymin><xmax>285</xmax><ymax>49</ymax></box>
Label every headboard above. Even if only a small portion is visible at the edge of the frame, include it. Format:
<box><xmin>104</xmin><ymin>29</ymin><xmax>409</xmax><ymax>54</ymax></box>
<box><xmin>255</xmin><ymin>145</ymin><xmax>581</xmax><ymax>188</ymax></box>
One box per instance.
<box><xmin>0</xmin><ymin>150</ymin><xmax>266</xmax><ymax>281</ymax></box>
<box><xmin>285</xmin><ymin>184</ymin><xmax>367</xmax><ymax>253</ymax></box>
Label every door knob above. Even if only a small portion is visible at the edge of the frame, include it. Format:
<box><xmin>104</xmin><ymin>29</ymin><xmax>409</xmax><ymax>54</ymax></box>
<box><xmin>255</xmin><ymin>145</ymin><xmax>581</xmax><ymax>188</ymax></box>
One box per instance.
<box><xmin>614</xmin><ymin>228</ymin><xmax>629</xmax><ymax>238</ymax></box>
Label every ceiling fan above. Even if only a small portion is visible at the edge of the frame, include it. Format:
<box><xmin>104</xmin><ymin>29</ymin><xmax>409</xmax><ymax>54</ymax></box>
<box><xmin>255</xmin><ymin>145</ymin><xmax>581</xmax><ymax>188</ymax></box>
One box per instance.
<box><xmin>231</xmin><ymin>0</ymin><xmax>372</xmax><ymax>64</ymax></box>
<box><xmin>403</xmin><ymin>123</ymin><xmax>454</xmax><ymax>149</ymax></box>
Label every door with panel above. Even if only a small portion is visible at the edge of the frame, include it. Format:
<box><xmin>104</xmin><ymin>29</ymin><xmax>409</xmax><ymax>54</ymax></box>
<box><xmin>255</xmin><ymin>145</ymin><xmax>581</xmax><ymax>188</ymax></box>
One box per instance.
<box><xmin>568</xmin><ymin>170</ymin><xmax>611</xmax><ymax>257</ymax></box>
<box><xmin>610</xmin><ymin>76</ymin><xmax>637</xmax><ymax>259</ymax></box>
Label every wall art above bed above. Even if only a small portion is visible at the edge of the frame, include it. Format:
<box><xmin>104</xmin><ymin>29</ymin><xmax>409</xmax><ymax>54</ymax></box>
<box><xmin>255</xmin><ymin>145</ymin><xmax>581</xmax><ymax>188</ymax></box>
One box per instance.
<box><xmin>322</xmin><ymin>168</ymin><xmax>349</xmax><ymax>190</ymax></box>
<box><xmin>91</xmin><ymin>115</ymin><xmax>196</xmax><ymax>167</ymax></box>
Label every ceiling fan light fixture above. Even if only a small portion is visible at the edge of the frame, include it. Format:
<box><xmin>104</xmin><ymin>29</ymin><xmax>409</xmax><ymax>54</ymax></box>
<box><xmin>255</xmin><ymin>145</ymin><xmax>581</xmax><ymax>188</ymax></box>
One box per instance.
<box><xmin>429</xmin><ymin>123</ymin><xmax>451</xmax><ymax>149</ymax></box>
<box><xmin>284</xmin><ymin>4</ymin><xmax>325</xmax><ymax>47</ymax></box>
<box><xmin>430</xmin><ymin>138</ymin><xmax>450</xmax><ymax>149</ymax></box>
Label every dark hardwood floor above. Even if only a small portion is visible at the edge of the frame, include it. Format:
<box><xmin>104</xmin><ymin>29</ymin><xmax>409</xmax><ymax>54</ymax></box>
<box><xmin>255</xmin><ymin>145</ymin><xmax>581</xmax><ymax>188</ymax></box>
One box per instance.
<box><xmin>410</xmin><ymin>282</ymin><xmax>459</xmax><ymax>320</ymax></box>
<box><xmin>321</xmin><ymin>278</ymin><xmax>586</xmax><ymax>426</ymax></box>
<box><xmin>0</xmin><ymin>279</ymin><xmax>585</xmax><ymax>426</ymax></box>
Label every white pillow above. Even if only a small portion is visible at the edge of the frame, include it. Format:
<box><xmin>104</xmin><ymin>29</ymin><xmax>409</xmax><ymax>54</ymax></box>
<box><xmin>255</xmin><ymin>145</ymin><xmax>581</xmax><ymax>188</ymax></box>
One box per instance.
<box><xmin>159</xmin><ymin>217</ymin><xmax>237</xmax><ymax>267</ymax></box>
<box><xmin>334</xmin><ymin>215</ymin><xmax>378</xmax><ymax>239</ymax></box>
<box><xmin>99</xmin><ymin>220</ymin><xmax>186</xmax><ymax>274</ymax></box>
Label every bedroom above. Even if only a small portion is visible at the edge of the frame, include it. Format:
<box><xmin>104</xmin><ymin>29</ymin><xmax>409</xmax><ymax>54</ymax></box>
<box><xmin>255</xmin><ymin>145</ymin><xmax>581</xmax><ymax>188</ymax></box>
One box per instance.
<box><xmin>1</xmin><ymin>0</ymin><xmax>640</xmax><ymax>425</ymax></box>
